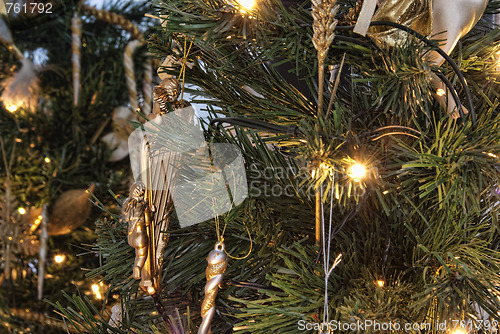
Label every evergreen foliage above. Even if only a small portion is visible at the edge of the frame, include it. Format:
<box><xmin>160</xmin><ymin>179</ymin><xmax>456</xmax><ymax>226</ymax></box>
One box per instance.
<box><xmin>1</xmin><ymin>0</ymin><xmax>500</xmax><ymax>333</ymax></box>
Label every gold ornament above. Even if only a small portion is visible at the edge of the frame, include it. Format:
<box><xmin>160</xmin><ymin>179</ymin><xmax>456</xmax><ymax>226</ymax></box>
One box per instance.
<box><xmin>370</xmin><ymin>0</ymin><xmax>487</xmax><ymax>64</ymax></box>
<box><xmin>152</xmin><ymin>78</ymin><xmax>182</xmax><ymax>114</ymax></box>
<box><xmin>122</xmin><ymin>182</ymin><xmax>150</xmax><ymax>281</ymax></box>
<box><xmin>369</xmin><ymin>0</ymin><xmax>432</xmax><ymax>46</ymax></box>
<box><xmin>199</xmin><ymin>242</ymin><xmax>228</xmax><ymax>334</ymax></box>
<box><xmin>123</xmin><ymin>44</ymin><xmax>195</xmax><ymax>294</ymax></box>
<box><xmin>368</xmin><ymin>0</ymin><xmax>488</xmax><ymax>117</ymax></box>
<box><xmin>47</xmin><ymin>184</ymin><xmax>96</xmax><ymax>236</ymax></box>
<box><xmin>312</xmin><ymin>0</ymin><xmax>339</xmax><ymax>116</ymax></box>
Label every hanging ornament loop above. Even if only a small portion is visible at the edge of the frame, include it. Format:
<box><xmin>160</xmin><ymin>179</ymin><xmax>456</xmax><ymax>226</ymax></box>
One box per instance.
<box><xmin>214</xmin><ymin>216</ymin><xmax>252</xmax><ymax>260</ymax></box>
<box><xmin>215</xmin><ymin>241</ymin><xmax>224</xmax><ymax>252</ymax></box>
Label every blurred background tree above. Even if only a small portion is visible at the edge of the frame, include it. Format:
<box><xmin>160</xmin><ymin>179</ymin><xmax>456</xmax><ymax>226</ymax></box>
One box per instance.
<box><xmin>1</xmin><ymin>0</ymin><xmax>500</xmax><ymax>333</ymax></box>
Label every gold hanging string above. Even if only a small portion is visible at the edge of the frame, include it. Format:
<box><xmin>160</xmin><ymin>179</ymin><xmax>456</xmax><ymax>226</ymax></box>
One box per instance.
<box><xmin>178</xmin><ymin>37</ymin><xmax>194</xmax><ymax>102</ymax></box>
<box><xmin>215</xmin><ymin>215</ymin><xmax>252</xmax><ymax>261</ymax></box>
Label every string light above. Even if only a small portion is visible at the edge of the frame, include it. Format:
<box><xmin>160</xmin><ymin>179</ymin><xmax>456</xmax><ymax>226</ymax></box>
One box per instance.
<box><xmin>450</xmin><ymin>329</ymin><xmax>467</xmax><ymax>334</ymax></box>
<box><xmin>376</xmin><ymin>280</ymin><xmax>385</xmax><ymax>288</ymax></box>
<box><xmin>17</xmin><ymin>207</ymin><xmax>26</xmax><ymax>215</ymax></box>
<box><xmin>238</xmin><ymin>0</ymin><xmax>256</xmax><ymax>12</ymax></box>
<box><xmin>348</xmin><ymin>163</ymin><xmax>367</xmax><ymax>182</ymax></box>
<box><xmin>147</xmin><ymin>286</ymin><xmax>155</xmax><ymax>295</ymax></box>
<box><xmin>44</xmin><ymin>157</ymin><xmax>51</xmax><ymax>163</ymax></box>
<box><xmin>436</xmin><ymin>88</ymin><xmax>446</xmax><ymax>97</ymax></box>
<box><xmin>486</xmin><ymin>152</ymin><xmax>498</xmax><ymax>158</ymax></box>
<box><xmin>54</xmin><ymin>254</ymin><xmax>66</xmax><ymax>264</ymax></box>
<box><xmin>30</xmin><ymin>215</ymin><xmax>42</xmax><ymax>233</ymax></box>
<box><xmin>6</xmin><ymin>104</ymin><xmax>18</xmax><ymax>112</ymax></box>
<box><xmin>91</xmin><ymin>284</ymin><xmax>102</xmax><ymax>300</ymax></box>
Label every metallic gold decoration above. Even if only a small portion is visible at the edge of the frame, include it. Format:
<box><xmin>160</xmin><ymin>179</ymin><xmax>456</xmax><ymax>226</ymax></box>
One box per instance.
<box><xmin>124</xmin><ymin>45</ymin><xmax>193</xmax><ymax>294</ymax></box>
<box><xmin>312</xmin><ymin>0</ymin><xmax>339</xmax><ymax>117</ymax></box>
<box><xmin>315</xmin><ymin>191</ymin><xmax>321</xmax><ymax>247</ymax></box>
<box><xmin>370</xmin><ymin>0</ymin><xmax>488</xmax><ymax>65</ymax></box>
<box><xmin>122</xmin><ymin>182</ymin><xmax>149</xmax><ymax>281</ymax></box>
<box><xmin>369</xmin><ymin>0</ymin><xmax>432</xmax><ymax>46</ymax></box>
<box><xmin>47</xmin><ymin>184</ymin><xmax>96</xmax><ymax>236</ymax></box>
<box><xmin>199</xmin><ymin>242</ymin><xmax>228</xmax><ymax>334</ymax></box>
<box><xmin>368</xmin><ymin>0</ymin><xmax>488</xmax><ymax>117</ymax></box>
<box><xmin>152</xmin><ymin>78</ymin><xmax>182</xmax><ymax>114</ymax></box>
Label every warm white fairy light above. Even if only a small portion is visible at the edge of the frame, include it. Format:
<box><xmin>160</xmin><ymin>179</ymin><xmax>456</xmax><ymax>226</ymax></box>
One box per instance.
<box><xmin>238</xmin><ymin>0</ymin><xmax>256</xmax><ymax>12</ymax></box>
<box><xmin>17</xmin><ymin>207</ymin><xmax>26</xmax><ymax>215</ymax></box>
<box><xmin>44</xmin><ymin>157</ymin><xmax>51</xmax><ymax>163</ymax></box>
<box><xmin>376</xmin><ymin>280</ymin><xmax>385</xmax><ymax>288</ymax></box>
<box><xmin>54</xmin><ymin>254</ymin><xmax>66</xmax><ymax>264</ymax></box>
<box><xmin>486</xmin><ymin>152</ymin><xmax>498</xmax><ymax>158</ymax></box>
<box><xmin>436</xmin><ymin>88</ymin><xmax>446</xmax><ymax>97</ymax></box>
<box><xmin>30</xmin><ymin>215</ymin><xmax>42</xmax><ymax>233</ymax></box>
<box><xmin>147</xmin><ymin>286</ymin><xmax>156</xmax><ymax>295</ymax></box>
<box><xmin>91</xmin><ymin>284</ymin><xmax>102</xmax><ymax>300</ymax></box>
<box><xmin>348</xmin><ymin>163</ymin><xmax>367</xmax><ymax>182</ymax></box>
<box><xmin>450</xmin><ymin>329</ymin><xmax>467</xmax><ymax>334</ymax></box>
<box><xmin>6</xmin><ymin>104</ymin><xmax>18</xmax><ymax>112</ymax></box>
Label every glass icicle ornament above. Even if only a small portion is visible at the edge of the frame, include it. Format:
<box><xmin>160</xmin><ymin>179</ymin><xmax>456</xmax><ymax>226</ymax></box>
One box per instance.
<box><xmin>71</xmin><ymin>12</ymin><xmax>82</xmax><ymax>106</ymax></box>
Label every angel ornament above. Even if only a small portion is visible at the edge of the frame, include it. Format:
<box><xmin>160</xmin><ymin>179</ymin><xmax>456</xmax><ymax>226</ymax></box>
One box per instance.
<box><xmin>122</xmin><ymin>56</ymin><xmax>195</xmax><ymax>294</ymax></box>
<box><xmin>122</xmin><ymin>182</ymin><xmax>152</xmax><ymax>286</ymax></box>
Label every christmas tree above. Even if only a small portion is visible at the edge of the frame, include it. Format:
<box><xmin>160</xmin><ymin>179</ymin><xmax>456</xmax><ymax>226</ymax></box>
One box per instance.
<box><xmin>0</xmin><ymin>0</ymin><xmax>154</xmax><ymax>332</ymax></box>
<box><xmin>2</xmin><ymin>0</ymin><xmax>500</xmax><ymax>333</ymax></box>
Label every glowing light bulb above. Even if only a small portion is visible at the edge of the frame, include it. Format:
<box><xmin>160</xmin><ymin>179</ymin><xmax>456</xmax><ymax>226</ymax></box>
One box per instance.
<box><xmin>17</xmin><ymin>207</ymin><xmax>26</xmax><ymax>215</ymax></box>
<box><xmin>348</xmin><ymin>163</ymin><xmax>366</xmax><ymax>182</ymax></box>
<box><xmin>436</xmin><ymin>88</ymin><xmax>446</xmax><ymax>97</ymax></box>
<box><xmin>238</xmin><ymin>0</ymin><xmax>256</xmax><ymax>11</ymax></box>
<box><xmin>376</xmin><ymin>280</ymin><xmax>385</xmax><ymax>288</ymax></box>
<box><xmin>451</xmin><ymin>330</ymin><xmax>467</xmax><ymax>334</ymax></box>
<box><xmin>44</xmin><ymin>157</ymin><xmax>51</xmax><ymax>163</ymax></box>
<box><xmin>487</xmin><ymin>152</ymin><xmax>498</xmax><ymax>158</ymax></box>
<box><xmin>54</xmin><ymin>254</ymin><xmax>65</xmax><ymax>264</ymax></box>
<box><xmin>6</xmin><ymin>104</ymin><xmax>18</xmax><ymax>112</ymax></box>
<box><xmin>147</xmin><ymin>286</ymin><xmax>155</xmax><ymax>295</ymax></box>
